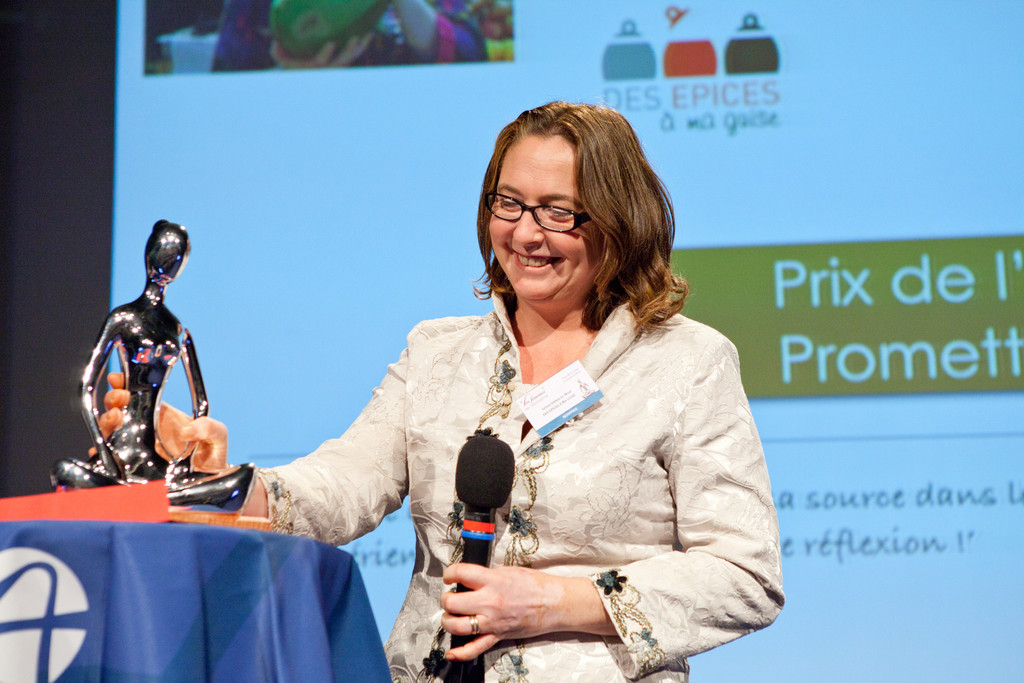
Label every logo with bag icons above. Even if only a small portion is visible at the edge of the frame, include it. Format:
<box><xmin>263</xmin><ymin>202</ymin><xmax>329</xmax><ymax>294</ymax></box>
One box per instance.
<box><xmin>602</xmin><ymin>8</ymin><xmax>781</xmax><ymax>136</ymax></box>
<box><xmin>0</xmin><ymin>548</ymin><xmax>89</xmax><ymax>683</ymax></box>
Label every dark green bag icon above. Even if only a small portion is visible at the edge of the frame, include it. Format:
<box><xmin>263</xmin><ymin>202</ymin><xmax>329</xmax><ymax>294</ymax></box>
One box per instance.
<box><xmin>725</xmin><ymin>14</ymin><xmax>779</xmax><ymax>74</ymax></box>
<box><xmin>602</xmin><ymin>20</ymin><xmax>656</xmax><ymax>81</ymax></box>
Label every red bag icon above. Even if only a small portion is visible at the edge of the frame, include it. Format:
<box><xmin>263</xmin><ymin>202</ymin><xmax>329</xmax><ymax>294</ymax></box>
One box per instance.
<box><xmin>663</xmin><ymin>40</ymin><xmax>716</xmax><ymax>77</ymax></box>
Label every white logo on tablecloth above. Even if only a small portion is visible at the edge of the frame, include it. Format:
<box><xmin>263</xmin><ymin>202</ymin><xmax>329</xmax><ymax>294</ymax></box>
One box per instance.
<box><xmin>0</xmin><ymin>548</ymin><xmax>88</xmax><ymax>683</ymax></box>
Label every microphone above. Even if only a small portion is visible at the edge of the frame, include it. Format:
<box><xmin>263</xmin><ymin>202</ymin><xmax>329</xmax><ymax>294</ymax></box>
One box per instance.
<box><xmin>447</xmin><ymin>433</ymin><xmax>515</xmax><ymax>681</ymax></box>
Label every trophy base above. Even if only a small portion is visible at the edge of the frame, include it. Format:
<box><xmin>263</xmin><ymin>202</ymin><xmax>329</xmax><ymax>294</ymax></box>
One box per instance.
<box><xmin>51</xmin><ymin>458</ymin><xmax>125</xmax><ymax>489</ymax></box>
<box><xmin>51</xmin><ymin>458</ymin><xmax>258</xmax><ymax>515</ymax></box>
<box><xmin>167</xmin><ymin>464</ymin><xmax>257</xmax><ymax>514</ymax></box>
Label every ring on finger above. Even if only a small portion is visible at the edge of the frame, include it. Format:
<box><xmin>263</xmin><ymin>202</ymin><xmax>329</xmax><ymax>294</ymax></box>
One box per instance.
<box><xmin>469</xmin><ymin>614</ymin><xmax>480</xmax><ymax>636</ymax></box>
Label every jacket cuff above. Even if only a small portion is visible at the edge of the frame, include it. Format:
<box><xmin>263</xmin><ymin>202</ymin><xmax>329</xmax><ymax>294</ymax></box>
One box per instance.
<box><xmin>591</xmin><ymin>569</ymin><xmax>668</xmax><ymax>678</ymax></box>
<box><xmin>258</xmin><ymin>467</ymin><xmax>294</xmax><ymax>534</ymax></box>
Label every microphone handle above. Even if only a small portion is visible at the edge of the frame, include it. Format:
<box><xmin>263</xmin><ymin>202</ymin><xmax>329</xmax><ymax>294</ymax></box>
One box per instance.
<box><xmin>447</xmin><ymin>507</ymin><xmax>495</xmax><ymax>682</ymax></box>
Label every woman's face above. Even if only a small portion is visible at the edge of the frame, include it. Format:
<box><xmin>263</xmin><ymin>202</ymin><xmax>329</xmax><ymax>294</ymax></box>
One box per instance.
<box><xmin>489</xmin><ymin>135</ymin><xmax>602</xmax><ymax>320</ymax></box>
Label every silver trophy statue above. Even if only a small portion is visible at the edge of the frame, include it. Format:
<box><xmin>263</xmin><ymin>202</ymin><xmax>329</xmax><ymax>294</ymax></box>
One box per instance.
<box><xmin>51</xmin><ymin>220</ymin><xmax>256</xmax><ymax>513</ymax></box>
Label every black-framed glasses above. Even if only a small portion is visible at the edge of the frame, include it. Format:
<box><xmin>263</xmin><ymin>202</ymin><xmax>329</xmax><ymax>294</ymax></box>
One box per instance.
<box><xmin>484</xmin><ymin>192</ymin><xmax>591</xmax><ymax>232</ymax></box>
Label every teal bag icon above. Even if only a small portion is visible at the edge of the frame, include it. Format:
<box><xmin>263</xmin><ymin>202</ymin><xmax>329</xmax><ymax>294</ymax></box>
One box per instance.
<box><xmin>725</xmin><ymin>14</ymin><xmax>779</xmax><ymax>74</ymax></box>
<box><xmin>602</xmin><ymin>20</ymin><xmax>656</xmax><ymax>80</ymax></box>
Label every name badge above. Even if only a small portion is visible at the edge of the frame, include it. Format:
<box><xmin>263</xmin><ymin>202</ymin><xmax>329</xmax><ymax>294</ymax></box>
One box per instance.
<box><xmin>516</xmin><ymin>361</ymin><xmax>603</xmax><ymax>437</ymax></box>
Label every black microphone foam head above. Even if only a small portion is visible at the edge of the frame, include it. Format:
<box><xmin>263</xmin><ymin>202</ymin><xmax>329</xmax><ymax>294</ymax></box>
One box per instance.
<box><xmin>455</xmin><ymin>433</ymin><xmax>515</xmax><ymax>509</ymax></box>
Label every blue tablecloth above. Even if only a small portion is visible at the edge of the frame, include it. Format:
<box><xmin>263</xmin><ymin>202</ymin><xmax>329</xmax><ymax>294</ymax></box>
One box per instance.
<box><xmin>0</xmin><ymin>520</ymin><xmax>390</xmax><ymax>682</ymax></box>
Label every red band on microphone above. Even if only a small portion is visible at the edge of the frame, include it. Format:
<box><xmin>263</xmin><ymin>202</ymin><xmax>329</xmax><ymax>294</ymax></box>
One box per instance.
<box><xmin>462</xmin><ymin>519</ymin><xmax>495</xmax><ymax>534</ymax></box>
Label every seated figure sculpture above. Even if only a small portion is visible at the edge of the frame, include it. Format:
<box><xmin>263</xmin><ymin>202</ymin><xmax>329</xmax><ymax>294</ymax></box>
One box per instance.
<box><xmin>51</xmin><ymin>220</ymin><xmax>255</xmax><ymax>513</ymax></box>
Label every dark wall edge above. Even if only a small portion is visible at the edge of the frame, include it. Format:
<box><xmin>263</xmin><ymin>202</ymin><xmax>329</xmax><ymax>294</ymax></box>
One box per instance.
<box><xmin>0</xmin><ymin>0</ymin><xmax>116</xmax><ymax>496</ymax></box>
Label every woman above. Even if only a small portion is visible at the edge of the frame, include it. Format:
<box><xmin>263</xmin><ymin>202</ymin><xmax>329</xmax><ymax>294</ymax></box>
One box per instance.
<box><xmin>105</xmin><ymin>102</ymin><xmax>783</xmax><ymax>681</ymax></box>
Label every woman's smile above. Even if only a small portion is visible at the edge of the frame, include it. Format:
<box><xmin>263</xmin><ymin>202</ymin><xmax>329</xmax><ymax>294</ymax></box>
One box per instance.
<box><xmin>516</xmin><ymin>252</ymin><xmax>561</xmax><ymax>268</ymax></box>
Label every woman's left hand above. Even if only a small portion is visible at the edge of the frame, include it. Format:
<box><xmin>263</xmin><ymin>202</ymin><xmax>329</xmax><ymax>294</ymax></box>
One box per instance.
<box><xmin>440</xmin><ymin>564</ymin><xmax>615</xmax><ymax>661</ymax></box>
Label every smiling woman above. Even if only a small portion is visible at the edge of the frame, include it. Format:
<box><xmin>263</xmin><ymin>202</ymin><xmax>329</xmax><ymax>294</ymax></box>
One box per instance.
<box><xmin>101</xmin><ymin>101</ymin><xmax>784</xmax><ymax>682</ymax></box>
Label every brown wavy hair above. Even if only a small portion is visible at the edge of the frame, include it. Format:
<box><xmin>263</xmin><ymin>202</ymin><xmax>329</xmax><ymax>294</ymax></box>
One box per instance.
<box><xmin>476</xmin><ymin>102</ymin><xmax>688</xmax><ymax>333</ymax></box>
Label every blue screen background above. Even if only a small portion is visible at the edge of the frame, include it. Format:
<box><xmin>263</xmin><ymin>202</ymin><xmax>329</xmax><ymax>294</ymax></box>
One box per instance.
<box><xmin>114</xmin><ymin>2</ymin><xmax>1024</xmax><ymax>678</ymax></box>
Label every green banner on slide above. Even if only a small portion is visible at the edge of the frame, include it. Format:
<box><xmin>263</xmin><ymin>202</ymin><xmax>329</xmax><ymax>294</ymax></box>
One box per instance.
<box><xmin>672</xmin><ymin>235</ymin><xmax>1024</xmax><ymax>397</ymax></box>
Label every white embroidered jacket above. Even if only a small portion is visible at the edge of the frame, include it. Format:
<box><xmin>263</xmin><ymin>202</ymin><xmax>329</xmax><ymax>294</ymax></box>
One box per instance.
<box><xmin>267</xmin><ymin>300</ymin><xmax>784</xmax><ymax>682</ymax></box>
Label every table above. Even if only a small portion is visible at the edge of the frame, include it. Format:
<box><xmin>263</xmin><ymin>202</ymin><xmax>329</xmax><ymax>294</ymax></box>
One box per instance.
<box><xmin>0</xmin><ymin>520</ymin><xmax>390</xmax><ymax>682</ymax></box>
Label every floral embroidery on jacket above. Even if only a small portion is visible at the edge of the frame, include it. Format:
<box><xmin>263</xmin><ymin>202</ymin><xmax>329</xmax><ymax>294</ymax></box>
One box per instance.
<box><xmin>503</xmin><ymin>504</ymin><xmax>539</xmax><ymax>567</ymax></box>
<box><xmin>448</xmin><ymin>501</ymin><xmax>464</xmax><ymax>529</ymax></box>
<box><xmin>421</xmin><ymin>649</ymin><xmax>446</xmax><ymax>679</ymax></box>
<box><xmin>478</xmin><ymin>336</ymin><xmax>515</xmax><ymax>426</ymax></box>
<box><xmin>503</xmin><ymin>432</ymin><xmax>555</xmax><ymax>567</ymax></box>
<box><xmin>596</xmin><ymin>569</ymin><xmax>627</xmax><ymax>595</ymax></box>
<box><xmin>444</xmin><ymin>500</ymin><xmax>466</xmax><ymax>564</ymax></box>
<box><xmin>592</xmin><ymin>570</ymin><xmax>667</xmax><ymax>675</ymax></box>
<box><xmin>494</xmin><ymin>651</ymin><xmax>530</xmax><ymax>682</ymax></box>
<box><xmin>259</xmin><ymin>468</ymin><xmax>294</xmax><ymax>534</ymax></box>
